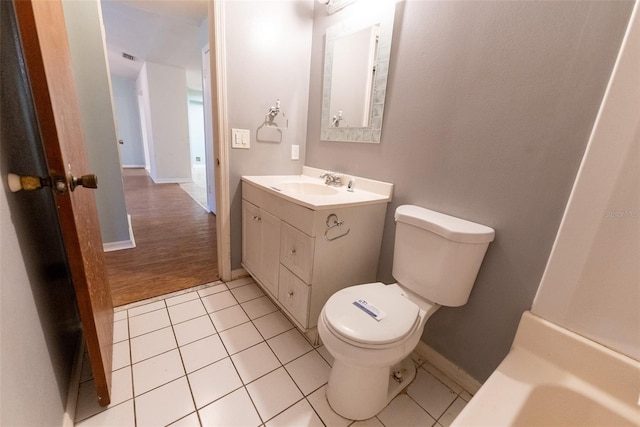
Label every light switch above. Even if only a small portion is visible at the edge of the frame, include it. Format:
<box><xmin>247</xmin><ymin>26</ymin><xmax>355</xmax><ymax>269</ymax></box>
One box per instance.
<box><xmin>231</xmin><ymin>128</ymin><xmax>250</xmax><ymax>149</ymax></box>
<box><xmin>291</xmin><ymin>144</ymin><xmax>299</xmax><ymax>160</ymax></box>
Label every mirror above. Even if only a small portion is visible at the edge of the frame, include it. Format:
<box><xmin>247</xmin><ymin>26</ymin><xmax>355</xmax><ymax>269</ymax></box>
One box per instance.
<box><xmin>320</xmin><ymin>2</ymin><xmax>396</xmax><ymax>143</ymax></box>
<box><xmin>329</xmin><ymin>24</ymin><xmax>379</xmax><ymax>129</ymax></box>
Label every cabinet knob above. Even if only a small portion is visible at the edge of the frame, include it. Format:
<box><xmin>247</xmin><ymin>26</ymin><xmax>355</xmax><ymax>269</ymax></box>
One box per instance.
<box><xmin>288</xmin><ymin>249</ymin><xmax>296</xmax><ymax>255</ymax></box>
<box><xmin>253</xmin><ymin>215</ymin><xmax>261</xmax><ymax>221</ymax></box>
<box><xmin>287</xmin><ymin>291</ymin><xmax>294</xmax><ymax>298</ymax></box>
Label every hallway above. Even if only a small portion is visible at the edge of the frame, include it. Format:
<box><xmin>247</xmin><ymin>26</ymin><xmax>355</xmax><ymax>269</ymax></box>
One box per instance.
<box><xmin>105</xmin><ymin>169</ymin><xmax>218</xmax><ymax>306</ymax></box>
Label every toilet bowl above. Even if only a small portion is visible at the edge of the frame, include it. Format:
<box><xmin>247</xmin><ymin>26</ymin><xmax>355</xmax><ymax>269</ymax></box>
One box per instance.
<box><xmin>318</xmin><ymin>282</ymin><xmax>439</xmax><ymax>420</ymax></box>
<box><xmin>318</xmin><ymin>205</ymin><xmax>495</xmax><ymax>420</ymax></box>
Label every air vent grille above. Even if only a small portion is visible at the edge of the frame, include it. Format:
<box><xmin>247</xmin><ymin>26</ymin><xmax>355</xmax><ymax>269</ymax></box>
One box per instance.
<box><xmin>122</xmin><ymin>52</ymin><xmax>136</xmax><ymax>61</ymax></box>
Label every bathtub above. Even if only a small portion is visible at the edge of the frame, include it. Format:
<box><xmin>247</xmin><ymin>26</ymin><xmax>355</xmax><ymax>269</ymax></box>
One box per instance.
<box><xmin>452</xmin><ymin>311</ymin><xmax>640</xmax><ymax>426</ymax></box>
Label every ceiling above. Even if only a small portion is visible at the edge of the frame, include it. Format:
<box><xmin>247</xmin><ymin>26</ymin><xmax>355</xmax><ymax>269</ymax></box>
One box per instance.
<box><xmin>100</xmin><ymin>0</ymin><xmax>208</xmax><ymax>90</ymax></box>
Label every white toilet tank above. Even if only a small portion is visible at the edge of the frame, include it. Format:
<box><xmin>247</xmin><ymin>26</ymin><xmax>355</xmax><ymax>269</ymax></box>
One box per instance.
<box><xmin>392</xmin><ymin>205</ymin><xmax>495</xmax><ymax>307</ymax></box>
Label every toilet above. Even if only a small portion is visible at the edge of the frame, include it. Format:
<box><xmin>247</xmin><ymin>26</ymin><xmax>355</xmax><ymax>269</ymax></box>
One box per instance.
<box><xmin>318</xmin><ymin>205</ymin><xmax>495</xmax><ymax>420</ymax></box>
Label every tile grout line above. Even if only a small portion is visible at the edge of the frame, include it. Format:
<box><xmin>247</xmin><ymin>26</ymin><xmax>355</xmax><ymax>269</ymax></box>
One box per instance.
<box><xmin>200</xmin><ymin>280</ymin><xmax>323</xmax><ymax>426</ymax></box>
<box><xmin>167</xmin><ymin>293</ymin><xmax>203</xmax><ymax>427</ymax></box>
<box><xmin>227</xmin><ymin>280</ymin><xmax>339</xmax><ymax>425</ymax></box>
<box><xmin>194</xmin><ymin>286</ymin><xmax>260</xmax><ymax>425</ymax></box>
<box><xmin>212</xmin><ymin>286</ymin><xmax>272</xmax><ymax>427</ymax></box>
<box><xmin>85</xmin><ymin>278</ymin><xmax>465</xmax><ymax>427</ymax></box>
<box><xmin>126</xmin><ymin>307</ymin><xmax>138</xmax><ymax>427</ymax></box>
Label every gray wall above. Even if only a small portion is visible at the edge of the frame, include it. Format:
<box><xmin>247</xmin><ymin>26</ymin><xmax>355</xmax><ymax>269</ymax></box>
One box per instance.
<box><xmin>1</xmin><ymin>2</ymin><xmax>81</xmax><ymax>423</ymax></box>
<box><xmin>533</xmin><ymin>3</ymin><xmax>639</xmax><ymax>360</ymax></box>
<box><xmin>305</xmin><ymin>0</ymin><xmax>633</xmax><ymax>381</ymax></box>
<box><xmin>63</xmin><ymin>0</ymin><xmax>131</xmax><ymax>244</ymax></box>
<box><xmin>226</xmin><ymin>0</ymin><xmax>314</xmax><ymax>267</ymax></box>
<box><xmin>111</xmin><ymin>75</ymin><xmax>146</xmax><ymax>167</ymax></box>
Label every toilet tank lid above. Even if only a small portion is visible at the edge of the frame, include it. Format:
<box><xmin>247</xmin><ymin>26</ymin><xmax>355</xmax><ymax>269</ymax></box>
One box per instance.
<box><xmin>395</xmin><ymin>205</ymin><xmax>495</xmax><ymax>244</ymax></box>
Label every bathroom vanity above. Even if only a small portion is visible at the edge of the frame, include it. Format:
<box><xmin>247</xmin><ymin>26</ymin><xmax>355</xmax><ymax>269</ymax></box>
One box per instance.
<box><xmin>241</xmin><ymin>166</ymin><xmax>393</xmax><ymax>342</ymax></box>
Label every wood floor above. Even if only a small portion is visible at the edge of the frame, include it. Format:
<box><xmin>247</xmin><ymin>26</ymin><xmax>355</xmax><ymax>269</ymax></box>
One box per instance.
<box><xmin>105</xmin><ymin>169</ymin><xmax>218</xmax><ymax>307</ymax></box>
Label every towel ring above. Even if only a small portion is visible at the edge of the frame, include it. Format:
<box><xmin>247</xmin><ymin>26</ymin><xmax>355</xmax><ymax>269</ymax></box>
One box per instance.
<box><xmin>325</xmin><ymin>213</ymin><xmax>350</xmax><ymax>241</ymax></box>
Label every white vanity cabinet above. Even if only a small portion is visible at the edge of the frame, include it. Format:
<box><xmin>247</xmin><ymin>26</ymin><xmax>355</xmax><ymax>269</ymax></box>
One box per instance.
<box><xmin>241</xmin><ymin>174</ymin><xmax>392</xmax><ymax>338</ymax></box>
<box><xmin>241</xmin><ymin>201</ymin><xmax>280</xmax><ymax>296</ymax></box>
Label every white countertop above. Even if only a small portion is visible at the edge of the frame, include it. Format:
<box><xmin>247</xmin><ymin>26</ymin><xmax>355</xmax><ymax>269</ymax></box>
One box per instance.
<box><xmin>242</xmin><ymin>166</ymin><xmax>393</xmax><ymax>210</ymax></box>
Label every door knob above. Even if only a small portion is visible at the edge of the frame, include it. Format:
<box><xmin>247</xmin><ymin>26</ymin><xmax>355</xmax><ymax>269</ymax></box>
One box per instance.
<box><xmin>70</xmin><ymin>174</ymin><xmax>98</xmax><ymax>191</ymax></box>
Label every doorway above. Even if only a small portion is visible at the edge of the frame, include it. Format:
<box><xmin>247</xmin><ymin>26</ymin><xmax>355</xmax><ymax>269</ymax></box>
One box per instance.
<box><xmin>104</xmin><ymin>169</ymin><xmax>218</xmax><ymax>306</ymax></box>
<box><xmin>101</xmin><ymin>1</ymin><xmax>222</xmax><ymax>306</ymax></box>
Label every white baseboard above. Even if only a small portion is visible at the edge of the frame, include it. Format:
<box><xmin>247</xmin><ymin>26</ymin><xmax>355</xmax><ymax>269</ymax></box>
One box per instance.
<box><xmin>151</xmin><ymin>177</ymin><xmax>192</xmax><ymax>184</ymax></box>
<box><xmin>103</xmin><ymin>240</ymin><xmax>136</xmax><ymax>252</ymax></box>
<box><xmin>414</xmin><ymin>341</ymin><xmax>482</xmax><ymax>394</ymax></box>
<box><xmin>103</xmin><ymin>215</ymin><xmax>136</xmax><ymax>252</ymax></box>
<box><xmin>121</xmin><ymin>164</ymin><xmax>146</xmax><ymax>169</ymax></box>
<box><xmin>63</xmin><ymin>334</ymin><xmax>85</xmax><ymax>427</ymax></box>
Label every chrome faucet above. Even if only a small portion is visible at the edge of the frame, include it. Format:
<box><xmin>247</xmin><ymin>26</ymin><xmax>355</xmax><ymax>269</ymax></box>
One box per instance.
<box><xmin>320</xmin><ymin>171</ymin><xmax>342</xmax><ymax>186</ymax></box>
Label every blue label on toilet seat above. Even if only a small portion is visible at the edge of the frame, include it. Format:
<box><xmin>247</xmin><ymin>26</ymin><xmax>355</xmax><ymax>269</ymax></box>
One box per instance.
<box><xmin>353</xmin><ymin>299</ymin><xmax>387</xmax><ymax>321</ymax></box>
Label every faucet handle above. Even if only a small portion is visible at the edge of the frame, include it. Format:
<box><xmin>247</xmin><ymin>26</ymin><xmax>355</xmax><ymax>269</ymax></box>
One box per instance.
<box><xmin>320</xmin><ymin>171</ymin><xmax>334</xmax><ymax>185</ymax></box>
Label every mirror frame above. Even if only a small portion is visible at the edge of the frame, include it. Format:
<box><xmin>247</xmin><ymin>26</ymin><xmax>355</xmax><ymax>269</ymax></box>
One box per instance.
<box><xmin>320</xmin><ymin>2</ymin><xmax>396</xmax><ymax>143</ymax></box>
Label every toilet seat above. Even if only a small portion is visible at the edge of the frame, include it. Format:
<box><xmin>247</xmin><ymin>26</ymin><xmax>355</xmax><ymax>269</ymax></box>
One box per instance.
<box><xmin>323</xmin><ymin>282</ymin><xmax>420</xmax><ymax>347</ymax></box>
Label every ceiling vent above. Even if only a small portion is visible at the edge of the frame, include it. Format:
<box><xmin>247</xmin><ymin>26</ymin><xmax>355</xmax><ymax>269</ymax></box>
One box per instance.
<box><xmin>121</xmin><ymin>52</ymin><xmax>136</xmax><ymax>61</ymax></box>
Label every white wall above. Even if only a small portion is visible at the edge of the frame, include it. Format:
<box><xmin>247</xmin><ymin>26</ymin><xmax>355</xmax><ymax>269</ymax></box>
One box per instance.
<box><xmin>226</xmin><ymin>0</ymin><xmax>314</xmax><ymax>265</ymax></box>
<box><xmin>188</xmin><ymin>96</ymin><xmax>206</xmax><ymax>166</ymax></box>
<box><xmin>0</xmin><ymin>184</ymin><xmax>73</xmax><ymax>427</ymax></box>
<box><xmin>136</xmin><ymin>64</ymin><xmax>154</xmax><ymax>172</ymax></box>
<box><xmin>62</xmin><ymin>0</ymin><xmax>131</xmax><ymax>245</ymax></box>
<box><xmin>1</xmin><ymin>2</ymin><xmax>81</xmax><ymax>422</ymax></box>
<box><xmin>111</xmin><ymin>75</ymin><xmax>145</xmax><ymax>167</ymax></box>
<box><xmin>532</xmin><ymin>2</ymin><xmax>639</xmax><ymax>361</ymax></box>
<box><xmin>137</xmin><ymin>61</ymin><xmax>192</xmax><ymax>183</ymax></box>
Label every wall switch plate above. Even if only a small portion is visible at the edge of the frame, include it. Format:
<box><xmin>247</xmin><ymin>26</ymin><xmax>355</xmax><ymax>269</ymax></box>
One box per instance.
<box><xmin>231</xmin><ymin>128</ymin><xmax>250</xmax><ymax>149</ymax></box>
<box><xmin>291</xmin><ymin>144</ymin><xmax>300</xmax><ymax>160</ymax></box>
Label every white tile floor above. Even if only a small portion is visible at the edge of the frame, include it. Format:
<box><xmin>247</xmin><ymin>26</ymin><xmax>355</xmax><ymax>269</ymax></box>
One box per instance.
<box><xmin>74</xmin><ymin>278</ymin><xmax>472</xmax><ymax>427</ymax></box>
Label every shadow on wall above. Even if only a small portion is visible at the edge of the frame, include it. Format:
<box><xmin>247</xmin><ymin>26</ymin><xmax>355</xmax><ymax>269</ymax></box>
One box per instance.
<box><xmin>0</xmin><ymin>1</ymin><xmax>81</xmax><ymax>420</ymax></box>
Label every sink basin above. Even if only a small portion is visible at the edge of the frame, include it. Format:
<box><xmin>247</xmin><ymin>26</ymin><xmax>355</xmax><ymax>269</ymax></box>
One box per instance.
<box><xmin>275</xmin><ymin>182</ymin><xmax>339</xmax><ymax>196</ymax></box>
<box><xmin>241</xmin><ymin>166</ymin><xmax>393</xmax><ymax>210</ymax></box>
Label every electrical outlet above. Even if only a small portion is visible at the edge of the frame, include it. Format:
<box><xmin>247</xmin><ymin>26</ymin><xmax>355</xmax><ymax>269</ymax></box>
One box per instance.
<box><xmin>231</xmin><ymin>128</ymin><xmax>250</xmax><ymax>149</ymax></box>
<box><xmin>291</xmin><ymin>144</ymin><xmax>299</xmax><ymax>160</ymax></box>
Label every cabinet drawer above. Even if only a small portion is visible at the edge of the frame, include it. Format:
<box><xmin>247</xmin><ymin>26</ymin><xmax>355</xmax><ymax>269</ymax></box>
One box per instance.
<box><xmin>280</xmin><ymin>222</ymin><xmax>314</xmax><ymax>284</ymax></box>
<box><xmin>278</xmin><ymin>265</ymin><xmax>311</xmax><ymax>328</ymax></box>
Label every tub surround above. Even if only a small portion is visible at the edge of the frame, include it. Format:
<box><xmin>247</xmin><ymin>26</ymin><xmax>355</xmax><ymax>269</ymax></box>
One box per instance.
<box><xmin>453</xmin><ymin>311</ymin><xmax>640</xmax><ymax>426</ymax></box>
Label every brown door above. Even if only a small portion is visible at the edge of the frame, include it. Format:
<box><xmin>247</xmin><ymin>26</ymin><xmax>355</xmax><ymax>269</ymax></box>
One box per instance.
<box><xmin>14</xmin><ymin>0</ymin><xmax>113</xmax><ymax>406</ymax></box>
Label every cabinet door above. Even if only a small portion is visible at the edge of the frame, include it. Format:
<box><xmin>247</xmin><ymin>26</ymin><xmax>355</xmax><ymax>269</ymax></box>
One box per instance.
<box><xmin>259</xmin><ymin>209</ymin><xmax>280</xmax><ymax>297</ymax></box>
<box><xmin>242</xmin><ymin>200</ymin><xmax>261</xmax><ymax>276</ymax></box>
